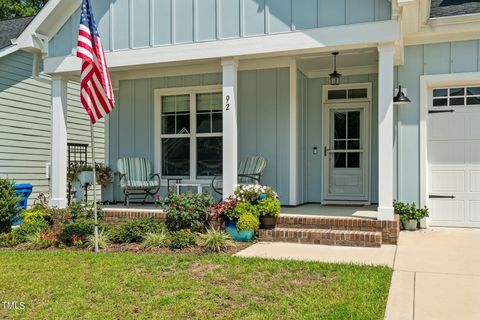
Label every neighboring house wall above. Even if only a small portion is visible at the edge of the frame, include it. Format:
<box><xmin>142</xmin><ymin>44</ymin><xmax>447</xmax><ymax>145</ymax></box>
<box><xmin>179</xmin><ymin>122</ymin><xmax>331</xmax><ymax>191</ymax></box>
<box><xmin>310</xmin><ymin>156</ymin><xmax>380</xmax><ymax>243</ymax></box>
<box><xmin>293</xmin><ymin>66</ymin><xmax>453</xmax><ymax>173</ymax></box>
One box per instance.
<box><xmin>48</xmin><ymin>0</ymin><xmax>392</xmax><ymax>57</ymax></box>
<box><xmin>397</xmin><ymin>39</ymin><xmax>480</xmax><ymax>204</ymax></box>
<box><xmin>0</xmin><ymin>50</ymin><xmax>104</xmax><ymax>205</ymax></box>
<box><xmin>107</xmin><ymin>68</ymin><xmax>291</xmax><ymax>203</ymax></box>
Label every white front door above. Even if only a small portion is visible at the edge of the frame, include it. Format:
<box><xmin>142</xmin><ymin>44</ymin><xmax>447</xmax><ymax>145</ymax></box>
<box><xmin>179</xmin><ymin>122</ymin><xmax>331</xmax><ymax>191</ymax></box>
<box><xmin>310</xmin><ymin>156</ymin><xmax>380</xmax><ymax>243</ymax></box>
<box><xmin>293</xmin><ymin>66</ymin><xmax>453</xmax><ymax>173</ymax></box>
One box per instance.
<box><xmin>428</xmin><ymin>86</ymin><xmax>480</xmax><ymax>227</ymax></box>
<box><xmin>323</xmin><ymin>103</ymin><xmax>370</xmax><ymax>202</ymax></box>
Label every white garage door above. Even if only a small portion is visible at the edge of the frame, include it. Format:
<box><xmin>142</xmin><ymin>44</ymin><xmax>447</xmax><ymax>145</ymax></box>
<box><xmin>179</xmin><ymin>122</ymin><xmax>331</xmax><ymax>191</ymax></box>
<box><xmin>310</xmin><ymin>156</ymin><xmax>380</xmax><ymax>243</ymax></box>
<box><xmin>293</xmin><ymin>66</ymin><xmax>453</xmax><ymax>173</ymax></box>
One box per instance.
<box><xmin>428</xmin><ymin>86</ymin><xmax>480</xmax><ymax>227</ymax></box>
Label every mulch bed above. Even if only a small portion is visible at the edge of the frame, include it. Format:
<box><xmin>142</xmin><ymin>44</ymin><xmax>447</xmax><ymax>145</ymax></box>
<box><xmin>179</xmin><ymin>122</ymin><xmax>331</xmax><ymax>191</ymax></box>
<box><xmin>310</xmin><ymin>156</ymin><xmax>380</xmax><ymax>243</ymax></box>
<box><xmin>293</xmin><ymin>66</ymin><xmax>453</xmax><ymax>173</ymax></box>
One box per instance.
<box><xmin>0</xmin><ymin>241</ymin><xmax>253</xmax><ymax>255</ymax></box>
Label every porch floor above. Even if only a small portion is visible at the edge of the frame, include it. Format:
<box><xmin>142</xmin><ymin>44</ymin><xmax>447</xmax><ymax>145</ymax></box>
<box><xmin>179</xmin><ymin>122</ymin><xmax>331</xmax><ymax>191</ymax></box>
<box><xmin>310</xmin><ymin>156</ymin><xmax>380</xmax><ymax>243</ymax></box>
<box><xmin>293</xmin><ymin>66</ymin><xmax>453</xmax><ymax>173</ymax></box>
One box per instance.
<box><xmin>282</xmin><ymin>204</ymin><xmax>378</xmax><ymax>219</ymax></box>
<box><xmin>102</xmin><ymin>203</ymin><xmax>378</xmax><ymax>219</ymax></box>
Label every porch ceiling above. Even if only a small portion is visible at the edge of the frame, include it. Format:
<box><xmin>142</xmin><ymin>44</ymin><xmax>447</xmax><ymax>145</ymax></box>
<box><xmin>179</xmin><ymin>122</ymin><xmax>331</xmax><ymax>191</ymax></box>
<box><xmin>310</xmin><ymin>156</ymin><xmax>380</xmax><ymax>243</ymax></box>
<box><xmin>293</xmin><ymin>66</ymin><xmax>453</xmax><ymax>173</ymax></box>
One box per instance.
<box><xmin>297</xmin><ymin>48</ymin><xmax>379</xmax><ymax>78</ymax></box>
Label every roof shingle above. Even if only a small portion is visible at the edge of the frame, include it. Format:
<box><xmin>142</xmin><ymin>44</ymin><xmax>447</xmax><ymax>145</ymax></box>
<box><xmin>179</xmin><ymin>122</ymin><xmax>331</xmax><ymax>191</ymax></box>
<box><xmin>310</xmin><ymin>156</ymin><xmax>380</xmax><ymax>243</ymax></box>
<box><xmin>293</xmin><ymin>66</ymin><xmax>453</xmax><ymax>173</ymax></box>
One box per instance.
<box><xmin>430</xmin><ymin>0</ymin><xmax>480</xmax><ymax>18</ymax></box>
<box><xmin>0</xmin><ymin>16</ymin><xmax>35</xmax><ymax>50</ymax></box>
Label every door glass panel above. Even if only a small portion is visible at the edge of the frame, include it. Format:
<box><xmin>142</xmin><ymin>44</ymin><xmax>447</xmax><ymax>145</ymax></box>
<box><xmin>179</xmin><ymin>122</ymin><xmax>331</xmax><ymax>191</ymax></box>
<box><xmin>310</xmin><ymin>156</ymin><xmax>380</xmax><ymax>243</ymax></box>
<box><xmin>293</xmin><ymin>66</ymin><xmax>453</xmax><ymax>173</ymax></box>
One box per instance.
<box><xmin>433</xmin><ymin>98</ymin><xmax>448</xmax><ymax>107</ymax></box>
<box><xmin>467</xmin><ymin>97</ymin><xmax>480</xmax><ymax>105</ymax></box>
<box><xmin>348</xmin><ymin>111</ymin><xmax>360</xmax><ymax>139</ymax></box>
<box><xmin>334</xmin><ymin>153</ymin><xmax>346</xmax><ymax>168</ymax></box>
<box><xmin>334</xmin><ymin>140</ymin><xmax>346</xmax><ymax>150</ymax></box>
<box><xmin>433</xmin><ymin>89</ymin><xmax>448</xmax><ymax>97</ymax></box>
<box><xmin>467</xmin><ymin>87</ymin><xmax>480</xmax><ymax>95</ymax></box>
<box><xmin>450</xmin><ymin>98</ymin><xmax>465</xmax><ymax>106</ymax></box>
<box><xmin>347</xmin><ymin>153</ymin><xmax>360</xmax><ymax>168</ymax></box>
<box><xmin>328</xmin><ymin>90</ymin><xmax>347</xmax><ymax>100</ymax></box>
<box><xmin>334</xmin><ymin>112</ymin><xmax>346</xmax><ymax>139</ymax></box>
<box><xmin>348</xmin><ymin>88</ymin><xmax>368</xmax><ymax>99</ymax></box>
<box><xmin>450</xmin><ymin>88</ymin><xmax>465</xmax><ymax>96</ymax></box>
<box><xmin>347</xmin><ymin>140</ymin><xmax>360</xmax><ymax>150</ymax></box>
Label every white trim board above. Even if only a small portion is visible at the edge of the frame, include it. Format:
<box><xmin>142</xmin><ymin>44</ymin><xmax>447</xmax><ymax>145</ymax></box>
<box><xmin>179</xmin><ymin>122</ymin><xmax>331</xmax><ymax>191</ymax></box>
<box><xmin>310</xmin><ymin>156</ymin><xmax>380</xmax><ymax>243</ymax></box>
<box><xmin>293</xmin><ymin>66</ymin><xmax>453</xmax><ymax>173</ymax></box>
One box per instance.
<box><xmin>44</xmin><ymin>20</ymin><xmax>401</xmax><ymax>74</ymax></box>
<box><xmin>419</xmin><ymin>72</ymin><xmax>480</xmax><ymax>228</ymax></box>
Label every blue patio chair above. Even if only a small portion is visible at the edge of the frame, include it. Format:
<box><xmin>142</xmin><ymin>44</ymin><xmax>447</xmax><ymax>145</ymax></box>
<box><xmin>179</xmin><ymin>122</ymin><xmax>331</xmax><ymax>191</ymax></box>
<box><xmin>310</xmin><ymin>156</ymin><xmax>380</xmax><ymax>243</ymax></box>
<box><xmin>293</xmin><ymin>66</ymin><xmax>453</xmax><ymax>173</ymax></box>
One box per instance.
<box><xmin>117</xmin><ymin>157</ymin><xmax>160</xmax><ymax>207</ymax></box>
<box><xmin>211</xmin><ymin>156</ymin><xmax>267</xmax><ymax>196</ymax></box>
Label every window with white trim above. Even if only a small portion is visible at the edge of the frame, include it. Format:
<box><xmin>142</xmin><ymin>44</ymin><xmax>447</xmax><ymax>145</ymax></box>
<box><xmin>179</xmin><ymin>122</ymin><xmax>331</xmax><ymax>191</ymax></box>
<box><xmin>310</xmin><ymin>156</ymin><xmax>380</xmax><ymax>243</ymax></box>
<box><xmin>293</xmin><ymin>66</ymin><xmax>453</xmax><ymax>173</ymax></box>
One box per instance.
<box><xmin>160</xmin><ymin>92</ymin><xmax>222</xmax><ymax>179</ymax></box>
<box><xmin>432</xmin><ymin>86</ymin><xmax>480</xmax><ymax>107</ymax></box>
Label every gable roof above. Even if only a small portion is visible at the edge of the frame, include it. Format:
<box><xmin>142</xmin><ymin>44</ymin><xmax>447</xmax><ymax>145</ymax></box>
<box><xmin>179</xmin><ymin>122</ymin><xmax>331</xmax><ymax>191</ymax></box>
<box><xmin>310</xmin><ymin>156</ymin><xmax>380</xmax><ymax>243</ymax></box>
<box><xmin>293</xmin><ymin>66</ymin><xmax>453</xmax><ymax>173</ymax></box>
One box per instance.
<box><xmin>430</xmin><ymin>0</ymin><xmax>480</xmax><ymax>18</ymax></box>
<box><xmin>0</xmin><ymin>16</ymin><xmax>35</xmax><ymax>49</ymax></box>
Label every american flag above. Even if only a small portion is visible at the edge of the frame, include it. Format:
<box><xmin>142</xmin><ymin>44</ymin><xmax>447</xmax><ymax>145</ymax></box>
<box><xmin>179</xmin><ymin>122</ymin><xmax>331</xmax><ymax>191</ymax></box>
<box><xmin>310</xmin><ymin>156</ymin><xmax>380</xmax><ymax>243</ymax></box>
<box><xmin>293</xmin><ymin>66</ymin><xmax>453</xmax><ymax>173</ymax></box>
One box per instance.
<box><xmin>77</xmin><ymin>0</ymin><xmax>115</xmax><ymax>124</ymax></box>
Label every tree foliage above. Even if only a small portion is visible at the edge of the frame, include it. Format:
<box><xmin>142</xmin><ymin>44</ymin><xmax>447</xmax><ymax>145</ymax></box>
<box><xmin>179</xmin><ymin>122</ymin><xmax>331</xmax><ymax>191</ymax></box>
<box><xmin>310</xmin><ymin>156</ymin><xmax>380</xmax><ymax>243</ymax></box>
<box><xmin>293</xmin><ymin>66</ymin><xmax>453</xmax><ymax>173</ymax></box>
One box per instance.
<box><xmin>0</xmin><ymin>0</ymin><xmax>48</xmax><ymax>20</ymax></box>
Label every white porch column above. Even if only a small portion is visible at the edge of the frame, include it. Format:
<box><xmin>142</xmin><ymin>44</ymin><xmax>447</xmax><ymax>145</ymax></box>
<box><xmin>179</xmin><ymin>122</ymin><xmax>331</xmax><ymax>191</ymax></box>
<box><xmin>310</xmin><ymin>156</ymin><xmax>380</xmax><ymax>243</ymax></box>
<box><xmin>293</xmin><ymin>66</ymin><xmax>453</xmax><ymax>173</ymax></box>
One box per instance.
<box><xmin>221</xmin><ymin>58</ymin><xmax>238</xmax><ymax>199</ymax></box>
<box><xmin>50</xmin><ymin>75</ymin><xmax>68</xmax><ymax>208</ymax></box>
<box><xmin>377</xmin><ymin>43</ymin><xmax>395</xmax><ymax>220</ymax></box>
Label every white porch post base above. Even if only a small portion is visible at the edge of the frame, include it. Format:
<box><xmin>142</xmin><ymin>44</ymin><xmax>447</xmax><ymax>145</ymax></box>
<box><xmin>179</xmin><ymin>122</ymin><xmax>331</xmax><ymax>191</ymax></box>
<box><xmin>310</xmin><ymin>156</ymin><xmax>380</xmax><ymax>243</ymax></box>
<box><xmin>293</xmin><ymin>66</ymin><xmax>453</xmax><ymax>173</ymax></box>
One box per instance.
<box><xmin>377</xmin><ymin>207</ymin><xmax>395</xmax><ymax>221</ymax></box>
<box><xmin>222</xmin><ymin>58</ymin><xmax>238</xmax><ymax>199</ymax></box>
<box><xmin>50</xmin><ymin>75</ymin><xmax>68</xmax><ymax>208</ymax></box>
<box><xmin>377</xmin><ymin>43</ymin><xmax>395</xmax><ymax>221</ymax></box>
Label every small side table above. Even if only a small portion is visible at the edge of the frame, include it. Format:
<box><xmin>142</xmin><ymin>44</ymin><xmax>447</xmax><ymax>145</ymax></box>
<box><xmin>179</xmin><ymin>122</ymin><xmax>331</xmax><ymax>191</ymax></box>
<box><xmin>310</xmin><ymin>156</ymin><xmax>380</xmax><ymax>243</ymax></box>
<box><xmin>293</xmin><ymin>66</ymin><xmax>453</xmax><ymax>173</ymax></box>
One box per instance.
<box><xmin>176</xmin><ymin>183</ymin><xmax>203</xmax><ymax>194</ymax></box>
<box><xmin>167</xmin><ymin>178</ymin><xmax>183</xmax><ymax>193</ymax></box>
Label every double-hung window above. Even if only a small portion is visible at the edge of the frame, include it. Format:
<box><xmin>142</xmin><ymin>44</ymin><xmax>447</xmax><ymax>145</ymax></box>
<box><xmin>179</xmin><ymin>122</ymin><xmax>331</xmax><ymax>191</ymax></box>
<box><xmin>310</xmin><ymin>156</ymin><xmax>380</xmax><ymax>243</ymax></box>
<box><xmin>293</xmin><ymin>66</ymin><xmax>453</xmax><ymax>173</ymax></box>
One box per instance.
<box><xmin>159</xmin><ymin>90</ymin><xmax>223</xmax><ymax>180</ymax></box>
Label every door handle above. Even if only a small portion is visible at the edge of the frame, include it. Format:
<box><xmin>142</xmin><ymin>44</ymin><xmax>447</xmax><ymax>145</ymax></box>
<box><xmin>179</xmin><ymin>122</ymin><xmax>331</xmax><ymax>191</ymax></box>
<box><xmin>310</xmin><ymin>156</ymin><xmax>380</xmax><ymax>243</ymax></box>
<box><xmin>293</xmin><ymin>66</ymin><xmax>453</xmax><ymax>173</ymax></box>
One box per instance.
<box><xmin>324</xmin><ymin>146</ymin><xmax>328</xmax><ymax>156</ymax></box>
<box><xmin>429</xmin><ymin>194</ymin><xmax>456</xmax><ymax>199</ymax></box>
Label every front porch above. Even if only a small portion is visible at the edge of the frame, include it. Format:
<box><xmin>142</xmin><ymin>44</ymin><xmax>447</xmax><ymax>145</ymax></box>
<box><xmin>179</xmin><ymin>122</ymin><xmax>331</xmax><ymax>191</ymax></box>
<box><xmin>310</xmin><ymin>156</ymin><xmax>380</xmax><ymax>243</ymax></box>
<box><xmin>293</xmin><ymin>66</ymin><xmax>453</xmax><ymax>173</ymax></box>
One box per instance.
<box><xmin>49</xmin><ymin>42</ymin><xmax>399</xmax><ymax>223</ymax></box>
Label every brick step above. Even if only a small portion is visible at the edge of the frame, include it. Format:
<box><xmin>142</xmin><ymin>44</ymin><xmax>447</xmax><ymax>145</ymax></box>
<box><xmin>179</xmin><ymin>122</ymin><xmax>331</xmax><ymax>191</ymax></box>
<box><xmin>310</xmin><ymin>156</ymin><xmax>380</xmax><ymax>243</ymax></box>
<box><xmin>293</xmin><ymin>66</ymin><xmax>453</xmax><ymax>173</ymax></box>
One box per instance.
<box><xmin>277</xmin><ymin>215</ymin><xmax>380</xmax><ymax>231</ymax></box>
<box><xmin>259</xmin><ymin>227</ymin><xmax>382</xmax><ymax>247</ymax></box>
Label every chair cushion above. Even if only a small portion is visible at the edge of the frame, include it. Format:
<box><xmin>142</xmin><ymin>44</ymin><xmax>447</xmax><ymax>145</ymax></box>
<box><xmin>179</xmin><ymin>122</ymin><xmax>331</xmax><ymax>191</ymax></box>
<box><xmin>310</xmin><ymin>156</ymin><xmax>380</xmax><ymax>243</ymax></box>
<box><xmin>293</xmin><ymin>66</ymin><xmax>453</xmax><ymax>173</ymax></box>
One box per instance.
<box><xmin>124</xmin><ymin>180</ymin><xmax>160</xmax><ymax>189</ymax></box>
<box><xmin>117</xmin><ymin>157</ymin><xmax>152</xmax><ymax>182</ymax></box>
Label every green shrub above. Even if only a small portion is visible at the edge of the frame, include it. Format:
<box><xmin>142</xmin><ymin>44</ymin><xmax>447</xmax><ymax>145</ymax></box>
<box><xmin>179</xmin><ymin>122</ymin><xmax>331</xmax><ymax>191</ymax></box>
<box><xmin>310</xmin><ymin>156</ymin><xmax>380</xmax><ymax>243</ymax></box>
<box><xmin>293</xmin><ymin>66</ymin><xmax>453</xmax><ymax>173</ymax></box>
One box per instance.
<box><xmin>110</xmin><ymin>218</ymin><xmax>166</xmax><ymax>243</ymax></box>
<box><xmin>257</xmin><ymin>198</ymin><xmax>281</xmax><ymax>218</ymax></box>
<box><xmin>58</xmin><ymin>218</ymin><xmax>96</xmax><ymax>244</ymax></box>
<box><xmin>232</xmin><ymin>202</ymin><xmax>258</xmax><ymax>220</ymax></box>
<box><xmin>163</xmin><ymin>192</ymin><xmax>214</xmax><ymax>232</ymax></box>
<box><xmin>22</xmin><ymin>205</ymin><xmax>53</xmax><ymax>225</ymax></box>
<box><xmin>168</xmin><ymin>230</ymin><xmax>197</xmax><ymax>249</ymax></box>
<box><xmin>0</xmin><ymin>179</ymin><xmax>21</xmax><ymax>234</ymax></box>
<box><xmin>86</xmin><ymin>230</ymin><xmax>110</xmax><ymax>251</ymax></box>
<box><xmin>0</xmin><ymin>233</ymin><xmax>19</xmax><ymax>247</ymax></box>
<box><xmin>237</xmin><ymin>212</ymin><xmax>260</xmax><ymax>231</ymax></box>
<box><xmin>199</xmin><ymin>228</ymin><xmax>231</xmax><ymax>253</ymax></box>
<box><xmin>11</xmin><ymin>219</ymin><xmax>50</xmax><ymax>243</ymax></box>
<box><xmin>69</xmin><ymin>200</ymin><xmax>103</xmax><ymax>220</ymax></box>
<box><xmin>143</xmin><ymin>231</ymin><xmax>169</xmax><ymax>249</ymax></box>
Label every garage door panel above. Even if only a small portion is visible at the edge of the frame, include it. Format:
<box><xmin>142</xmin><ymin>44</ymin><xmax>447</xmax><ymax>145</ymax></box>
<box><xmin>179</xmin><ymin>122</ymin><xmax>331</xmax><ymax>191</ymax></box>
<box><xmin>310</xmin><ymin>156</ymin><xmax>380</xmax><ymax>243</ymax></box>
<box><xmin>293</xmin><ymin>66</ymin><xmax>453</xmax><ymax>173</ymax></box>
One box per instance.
<box><xmin>431</xmin><ymin>170</ymin><xmax>465</xmax><ymax>192</ymax></box>
<box><xmin>430</xmin><ymin>199</ymin><xmax>465</xmax><ymax>223</ymax></box>
<box><xmin>470</xmin><ymin>171</ymin><xmax>480</xmax><ymax>192</ymax></box>
<box><xmin>428</xmin><ymin>113</ymin><xmax>466</xmax><ymax>140</ymax></box>
<box><xmin>428</xmin><ymin>141</ymin><xmax>465</xmax><ymax>164</ymax></box>
<box><xmin>469</xmin><ymin>201</ymin><xmax>480</xmax><ymax>222</ymax></box>
<box><xmin>469</xmin><ymin>142</ymin><xmax>480</xmax><ymax>164</ymax></box>
<box><xmin>468</xmin><ymin>114</ymin><xmax>480</xmax><ymax>138</ymax></box>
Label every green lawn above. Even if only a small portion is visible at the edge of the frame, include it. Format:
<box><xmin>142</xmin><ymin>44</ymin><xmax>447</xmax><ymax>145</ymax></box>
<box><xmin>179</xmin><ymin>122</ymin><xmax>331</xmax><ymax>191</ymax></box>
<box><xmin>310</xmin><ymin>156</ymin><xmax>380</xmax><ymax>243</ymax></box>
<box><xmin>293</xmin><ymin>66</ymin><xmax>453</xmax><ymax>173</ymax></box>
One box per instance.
<box><xmin>0</xmin><ymin>251</ymin><xmax>392</xmax><ymax>320</ymax></box>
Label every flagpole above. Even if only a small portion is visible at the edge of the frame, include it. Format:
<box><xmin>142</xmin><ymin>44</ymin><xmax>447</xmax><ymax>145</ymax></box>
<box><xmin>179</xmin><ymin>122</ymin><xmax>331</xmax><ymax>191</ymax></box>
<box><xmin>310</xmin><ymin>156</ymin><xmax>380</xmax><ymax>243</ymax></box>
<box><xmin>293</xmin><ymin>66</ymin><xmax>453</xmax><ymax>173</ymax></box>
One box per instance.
<box><xmin>91</xmin><ymin>123</ymin><xmax>99</xmax><ymax>253</ymax></box>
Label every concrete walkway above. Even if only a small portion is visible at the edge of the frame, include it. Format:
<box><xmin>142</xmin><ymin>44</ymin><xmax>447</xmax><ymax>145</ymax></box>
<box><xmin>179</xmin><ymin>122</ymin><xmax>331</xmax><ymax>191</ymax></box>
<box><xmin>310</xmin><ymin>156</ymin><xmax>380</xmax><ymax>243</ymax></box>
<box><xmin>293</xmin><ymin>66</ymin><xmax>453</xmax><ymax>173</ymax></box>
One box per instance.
<box><xmin>236</xmin><ymin>228</ymin><xmax>480</xmax><ymax>319</ymax></box>
<box><xmin>386</xmin><ymin>228</ymin><xmax>480</xmax><ymax>320</ymax></box>
<box><xmin>236</xmin><ymin>241</ymin><xmax>396</xmax><ymax>266</ymax></box>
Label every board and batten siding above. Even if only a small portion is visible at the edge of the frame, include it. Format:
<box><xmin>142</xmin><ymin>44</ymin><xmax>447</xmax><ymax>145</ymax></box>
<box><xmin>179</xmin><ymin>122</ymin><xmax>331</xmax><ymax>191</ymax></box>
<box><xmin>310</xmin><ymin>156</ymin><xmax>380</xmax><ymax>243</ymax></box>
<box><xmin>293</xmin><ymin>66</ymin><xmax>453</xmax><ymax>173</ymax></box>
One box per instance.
<box><xmin>107</xmin><ymin>68</ymin><xmax>291</xmax><ymax>203</ymax></box>
<box><xmin>48</xmin><ymin>0</ymin><xmax>392</xmax><ymax>57</ymax></box>
<box><xmin>301</xmin><ymin>73</ymin><xmax>379</xmax><ymax>204</ymax></box>
<box><xmin>397</xmin><ymin>40</ymin><xmax>480</xmax><ymax>204</ymax></box>
<box><xmin>0</xmin><ymin>50</ymin><xmax>104</xmax><ymax>205</ymax></box>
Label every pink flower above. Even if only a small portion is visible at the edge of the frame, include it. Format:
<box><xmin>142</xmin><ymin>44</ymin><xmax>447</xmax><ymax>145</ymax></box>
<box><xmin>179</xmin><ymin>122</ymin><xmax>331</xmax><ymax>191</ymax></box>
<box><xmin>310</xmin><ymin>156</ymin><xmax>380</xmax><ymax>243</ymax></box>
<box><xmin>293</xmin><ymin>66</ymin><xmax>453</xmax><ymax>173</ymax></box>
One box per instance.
<box><xmin>153</xmin><ymin>194</ymin><xmax>161</xmax><ymax>199</ymax></box>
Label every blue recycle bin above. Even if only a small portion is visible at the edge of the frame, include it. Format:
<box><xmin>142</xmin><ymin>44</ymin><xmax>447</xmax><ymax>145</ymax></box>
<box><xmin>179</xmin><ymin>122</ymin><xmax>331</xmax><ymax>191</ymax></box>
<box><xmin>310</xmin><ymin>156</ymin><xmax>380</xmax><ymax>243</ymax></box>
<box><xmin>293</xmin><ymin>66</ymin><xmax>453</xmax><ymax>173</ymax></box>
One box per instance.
<box><xmin>12</xmin><ymin>183</ymin><xmax>33</xmax><ymax>226</ymax></box>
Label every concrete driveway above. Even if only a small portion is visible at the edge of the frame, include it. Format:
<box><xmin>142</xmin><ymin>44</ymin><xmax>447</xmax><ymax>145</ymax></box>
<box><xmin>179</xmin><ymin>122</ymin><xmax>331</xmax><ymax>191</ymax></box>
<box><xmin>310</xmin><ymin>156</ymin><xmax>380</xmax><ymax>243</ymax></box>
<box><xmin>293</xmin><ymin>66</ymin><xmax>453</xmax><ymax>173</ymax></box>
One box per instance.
<box><xmin>386</xmin><ymin>228</ymin><xmax>480</xmax><ymax>320</ymax></box>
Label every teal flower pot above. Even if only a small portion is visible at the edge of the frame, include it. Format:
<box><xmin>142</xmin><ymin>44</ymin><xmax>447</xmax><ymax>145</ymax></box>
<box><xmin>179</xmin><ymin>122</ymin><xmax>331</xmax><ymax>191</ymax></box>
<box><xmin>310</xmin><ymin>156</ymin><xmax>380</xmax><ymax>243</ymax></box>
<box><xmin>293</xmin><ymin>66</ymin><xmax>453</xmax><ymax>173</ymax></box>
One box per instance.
<box><xmin>225</xmin><ymin>218</ymin><xmax>255</xmax><ymax>242</ymax></box>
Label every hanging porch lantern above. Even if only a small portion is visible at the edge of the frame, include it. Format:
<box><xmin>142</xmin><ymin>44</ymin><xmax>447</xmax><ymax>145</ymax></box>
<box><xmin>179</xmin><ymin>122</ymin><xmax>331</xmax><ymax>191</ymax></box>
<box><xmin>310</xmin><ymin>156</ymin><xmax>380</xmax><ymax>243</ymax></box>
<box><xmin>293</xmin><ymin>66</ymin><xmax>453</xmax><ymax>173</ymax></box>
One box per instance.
<box><xmin>329</xmin><ymin>52</ymin><xmax>341</xmax><ymax>86</ymax></box>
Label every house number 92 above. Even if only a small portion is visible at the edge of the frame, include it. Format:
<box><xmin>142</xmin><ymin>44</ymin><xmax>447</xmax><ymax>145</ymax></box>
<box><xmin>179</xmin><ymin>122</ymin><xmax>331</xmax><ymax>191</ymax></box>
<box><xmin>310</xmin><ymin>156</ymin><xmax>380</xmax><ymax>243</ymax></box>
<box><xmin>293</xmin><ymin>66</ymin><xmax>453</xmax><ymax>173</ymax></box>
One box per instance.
<box><xmin>225</xmin><ymin>95</ymin><xmax>230</xmax><ymax>111</ymax></box>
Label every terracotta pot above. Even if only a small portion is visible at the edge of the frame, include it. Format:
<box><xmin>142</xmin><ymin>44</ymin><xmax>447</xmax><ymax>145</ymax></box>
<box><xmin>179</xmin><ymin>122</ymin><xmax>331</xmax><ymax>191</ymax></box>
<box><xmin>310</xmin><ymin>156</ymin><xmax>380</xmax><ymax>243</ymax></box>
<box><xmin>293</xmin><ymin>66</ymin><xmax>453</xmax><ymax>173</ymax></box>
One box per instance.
<box><xmin>260</xmin><ymin>215</ymin><xmax>277</xmax><ymax>229</ymax></box>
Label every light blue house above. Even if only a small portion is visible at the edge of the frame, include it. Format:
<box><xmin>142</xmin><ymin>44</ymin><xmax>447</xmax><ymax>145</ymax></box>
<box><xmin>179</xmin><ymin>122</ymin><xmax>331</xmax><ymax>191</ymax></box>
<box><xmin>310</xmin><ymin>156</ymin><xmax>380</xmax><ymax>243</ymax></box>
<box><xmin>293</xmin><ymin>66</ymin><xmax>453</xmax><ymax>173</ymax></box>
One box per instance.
<box><xmin>12</xmin><ymin>0</ymin><xmax>480</xmax><ymax>228</ymax></box>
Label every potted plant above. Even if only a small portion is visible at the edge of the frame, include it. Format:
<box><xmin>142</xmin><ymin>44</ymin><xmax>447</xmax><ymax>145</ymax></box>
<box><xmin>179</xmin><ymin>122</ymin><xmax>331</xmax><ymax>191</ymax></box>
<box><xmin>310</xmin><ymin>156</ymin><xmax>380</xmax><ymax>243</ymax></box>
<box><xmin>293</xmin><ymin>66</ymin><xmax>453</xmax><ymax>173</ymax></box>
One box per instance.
<box><xmin>95</xmin><ymin>163</ymin><xmax>113</xmax><ymax>189</ymax></box>
<box><xmin>212</xmin><ymin>198</ymin><xmax>259</xmax><ymax>242</ymax></box>
<box><xmin>257</xmin><ymin>197</ymin><xmax>281</xmax><ymax>229</ymax></box>
<box><xmin>394</xmin><ymin>201</ymin><xmax>429</xmax><ymax>231</ymax></box>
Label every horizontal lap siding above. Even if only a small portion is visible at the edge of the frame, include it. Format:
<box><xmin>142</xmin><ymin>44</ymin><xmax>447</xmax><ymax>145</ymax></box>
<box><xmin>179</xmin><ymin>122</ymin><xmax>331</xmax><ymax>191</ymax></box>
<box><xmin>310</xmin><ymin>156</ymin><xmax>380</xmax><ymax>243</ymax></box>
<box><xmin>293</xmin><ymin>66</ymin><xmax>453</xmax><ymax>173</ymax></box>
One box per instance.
<box><xmin>49</xmin><ymin>0</ymin><xmax>392</xmax><ymax>57</ymax></box>
<box><xmin>397</xmin><ymin>40</ymin><xmax>480</xmax><ymax>204</ymax></box>
<box><xmin>0</xmin><ymin>51</ymin><xmax>104</xmax><ymax>205</ymax></box>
